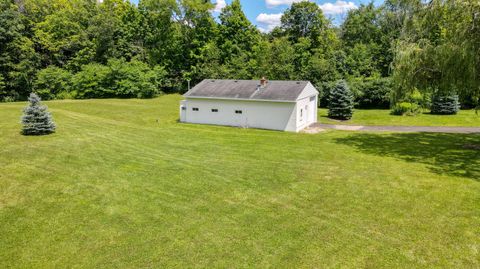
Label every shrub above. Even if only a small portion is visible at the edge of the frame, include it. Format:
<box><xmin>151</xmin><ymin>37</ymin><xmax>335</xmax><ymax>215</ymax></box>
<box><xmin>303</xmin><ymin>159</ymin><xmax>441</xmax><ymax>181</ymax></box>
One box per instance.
<box><xmin>72</xmin><ymin>59</ymin><xmax>165</xmax><ymax>99</ymax></box>
<box><xmin>34</xmin><ymin>66</ymin><xmax>73</xmax><ymax>100</ymax></box>
<box><xmin>405</xmin><ymin>88</ymin><xmax>431</xmax><ymax>109</ymax></box>
<box><xmin>320</xmin><ymin>77</ymin><xmax>393</xmax><ymax>109</ymax></box>
<box><xmin>459</xmin><ymin>95</ymin><xmax>477</xmax><ymax>109</ymax></box>
<box><xmin>431</xmin><ymin>93</ymin><xmax>460</xmax><ymax>115</ymax></box>
<box><xmin>56</xmin><ymin>91</ymin><xmax>76</xmax><ymax>100</ymax></box>
<box><xmin>21</xmin><ymin>93</ymin><xmax>56</xmax><ymax>135</ymax></box>
<box><xmin>391</xmin><ymin>102</ymin><xmax>421</xmax><ymax>116</ymax></box>
<box><xmin>2</xmin><ymin>96</ymin><xmax>15</xmax><ymax>102</ymax></box>
<box><xmin>0</xmin><ymin>74</ymin><xmax>5</xmax><ymax>100</ymax></box>
<box><xmin>328</xmin><ymin>80</ymin><xmax>354</xmax><ymax>120</ymax></box>
<box><xmin>72</xmin><ymin>63</ymin><xmax>111</xmax><ymax>99</ymax></box>
<box><xmin>350</xmin><ymin>77</ymin><xmax>392</xmax><ymax>109</ymax></box>
<box><xmin>0</xmin><ymin>74</ymin><xmax>16</xmax><ymax>102</ymax></box>
<box><xmin>107</xmin><ymin>59</ymin><xmax>165</xmax><ymax>99</ymax></box>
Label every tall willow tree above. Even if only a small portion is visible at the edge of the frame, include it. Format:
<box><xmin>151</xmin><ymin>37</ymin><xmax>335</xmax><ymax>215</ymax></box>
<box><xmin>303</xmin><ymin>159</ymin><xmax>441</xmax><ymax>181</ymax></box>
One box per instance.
<box><xmin>456</xmin><ymin>0</ymin><xmax>480</xmax><ymax>107</ymax></box>
<box><xmin>392</xmin><ymin>0</ymin><xmax>480</xmax><ymax>107</ymax></box>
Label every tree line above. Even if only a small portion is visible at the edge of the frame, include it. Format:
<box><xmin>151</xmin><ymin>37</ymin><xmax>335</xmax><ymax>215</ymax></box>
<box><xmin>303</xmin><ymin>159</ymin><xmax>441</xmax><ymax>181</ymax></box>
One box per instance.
<box><xmin>0</xmin><ymin>0</ymin><xmax>478</xmax><ymax>109</ymax></box>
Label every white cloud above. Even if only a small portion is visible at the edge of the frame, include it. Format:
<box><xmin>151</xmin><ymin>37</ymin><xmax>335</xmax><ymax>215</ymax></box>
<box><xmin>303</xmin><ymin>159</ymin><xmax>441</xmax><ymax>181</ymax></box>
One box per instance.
<box><xmin>265</xmin><ymin>0</ymin><xmax>357</xmax><ymax>15</ymax></box>
<box><xmin>266</xmin><ymin>0</ymin><xmax>309</xmax><ymax>8</ymax></box>
<box><xmin>256</xmin><ymin>13</ymin><xmax>283</xmax><ymax>32</ymax></box>
<box><xmin>213</xmin><ymin>0</ymin><xmax>226</xmax><ymax>13</ymax></box>
<box><xmin>257</xmin><ymin>1</ymin><xmax>357</xmax><ymax>31</ymax></box>
<box><xmin>319</xmin><ymin>1</ymin><xmax>357</xmax><ymax>15</ymax></box>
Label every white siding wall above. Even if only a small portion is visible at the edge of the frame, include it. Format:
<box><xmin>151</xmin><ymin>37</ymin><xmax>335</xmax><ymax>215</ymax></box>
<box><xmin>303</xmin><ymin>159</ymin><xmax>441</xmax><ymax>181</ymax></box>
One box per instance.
<box><xmin>182</xmin><ymin>98</ymin><xmax>298</xmax><ymax>132</ymax></box>
<box><xmin>294</xmin><ymin>95</ymin><xmax>317</xmax><ymax>132</ymax></box>
<box><xmin>179</xmin><ymin>100</ymin><xmax>187</xmax><ymax>122</ymax></box>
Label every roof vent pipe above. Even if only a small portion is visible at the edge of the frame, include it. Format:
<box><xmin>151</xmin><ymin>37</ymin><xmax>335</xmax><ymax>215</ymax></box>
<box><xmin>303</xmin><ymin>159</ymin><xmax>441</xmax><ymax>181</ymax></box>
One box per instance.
<box><xmin>260</xmin><ymin>77</ymin><xmax>268</xmax><ymax>88</ymax></box>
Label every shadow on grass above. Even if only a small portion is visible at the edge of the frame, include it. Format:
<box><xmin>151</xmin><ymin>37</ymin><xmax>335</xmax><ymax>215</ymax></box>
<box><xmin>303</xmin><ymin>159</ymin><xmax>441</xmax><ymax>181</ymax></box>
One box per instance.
<box><xmin>319</xmin><ymin>115</ymin><xmax>351</xmax><ymax>123</ymax></box>
<box><xmin>335</xmin><ymin>133</ymin><xmax>480</xmax><ymax>181</ymax></box>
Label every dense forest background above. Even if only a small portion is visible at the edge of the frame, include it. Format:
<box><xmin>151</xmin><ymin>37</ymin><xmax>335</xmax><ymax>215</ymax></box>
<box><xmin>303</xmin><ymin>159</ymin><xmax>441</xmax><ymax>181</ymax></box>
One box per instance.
<box><xmin>0</xmin><ymin>0</ymin><xmax>479</xmax><ymax>109</ymax></box>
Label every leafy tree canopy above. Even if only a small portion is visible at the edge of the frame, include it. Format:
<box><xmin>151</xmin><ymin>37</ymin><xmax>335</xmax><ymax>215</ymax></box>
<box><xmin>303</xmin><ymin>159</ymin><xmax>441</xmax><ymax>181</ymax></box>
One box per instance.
<box><xmin>0</xmin><ymin>0</ymin><xmax>478</xmax><ymax>111</ymax></box>
<box><xmin>281</xmin><ymin>1</ymin><xmax>330</xmax><ymax>47</ymax></box>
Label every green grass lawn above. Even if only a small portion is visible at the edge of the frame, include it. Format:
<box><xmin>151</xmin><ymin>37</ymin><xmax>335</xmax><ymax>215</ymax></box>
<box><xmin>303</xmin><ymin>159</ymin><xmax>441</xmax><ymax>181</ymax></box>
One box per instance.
<box><xmin>1</xmin><ymin>95</ymin><xmax>479</xmax><ymax>268</ymax></box>
<box><xmin>319</xmin><ymin>108</ymin><xmax>480</xmax><ymax>126</ymax></box>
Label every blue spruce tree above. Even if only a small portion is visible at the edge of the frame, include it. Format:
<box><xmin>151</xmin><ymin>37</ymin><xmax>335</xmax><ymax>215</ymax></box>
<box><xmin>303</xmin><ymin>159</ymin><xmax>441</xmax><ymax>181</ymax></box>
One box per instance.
<box><xmin>431</xmin><ymin>93</ymin><xmax>460</xmax><ymax>115</ymax></box>
<box><xmin>21</xmin><ymin>93</ymin><xmax>56</xmax><ymax>135</ymax></box>
<box><xmin>328</xmin><ymin>80</ymin><xmax>354</xmax><ymax>120</ymax></box>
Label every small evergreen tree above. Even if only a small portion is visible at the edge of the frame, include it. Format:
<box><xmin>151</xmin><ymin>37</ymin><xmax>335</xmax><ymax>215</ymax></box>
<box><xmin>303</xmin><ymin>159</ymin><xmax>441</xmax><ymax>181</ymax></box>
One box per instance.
<box><xmin>328</xmin><ymin>80</ymin><xmax>354</xmax><ymax>120</ymax></box>
<box><xmin>21</xmin><ymin>93</ymin><xmax>56</xmax><ymax>135</ymax></box>
<box><xmin>431</xmin><ymin>93</ymin><xmax>460</xmax><ymax>115</ymax></box>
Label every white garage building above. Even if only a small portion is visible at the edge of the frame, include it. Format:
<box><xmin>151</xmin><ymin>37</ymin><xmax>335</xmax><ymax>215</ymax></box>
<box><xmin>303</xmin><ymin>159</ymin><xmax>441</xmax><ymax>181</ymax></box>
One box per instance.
<box><xmin>179</xmin><ymin>78</ymin><xmax>318</xmax><ymax>132</ymax></box>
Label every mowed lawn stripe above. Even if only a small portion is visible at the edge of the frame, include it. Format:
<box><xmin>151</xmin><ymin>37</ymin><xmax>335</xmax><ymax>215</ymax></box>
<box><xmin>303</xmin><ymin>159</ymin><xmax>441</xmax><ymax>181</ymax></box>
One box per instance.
<box><xmin>0</xmin><ymin>95</ymin><xmax>479</xmax><ymax>268</ymax></box>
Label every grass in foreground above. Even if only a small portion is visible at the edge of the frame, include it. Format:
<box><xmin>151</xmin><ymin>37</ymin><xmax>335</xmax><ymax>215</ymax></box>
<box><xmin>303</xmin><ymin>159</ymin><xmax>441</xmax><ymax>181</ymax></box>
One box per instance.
<box><xmin>319</xmin><ymin>108</ymin><xmax>480</xmax><ymax>126</ymax></box>
<box><xmin>1</xmin><ymin>95</ymin><xmax>479</xmax><ymax>268</ymax></box>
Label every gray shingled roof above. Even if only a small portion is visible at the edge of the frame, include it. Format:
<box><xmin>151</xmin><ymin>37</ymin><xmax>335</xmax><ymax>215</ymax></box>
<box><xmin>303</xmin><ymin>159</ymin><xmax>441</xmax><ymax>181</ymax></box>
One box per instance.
<box><xmin>183</xmin><ymin>79</ymin><xmax>310</xmax><ymax>101</ymax></box>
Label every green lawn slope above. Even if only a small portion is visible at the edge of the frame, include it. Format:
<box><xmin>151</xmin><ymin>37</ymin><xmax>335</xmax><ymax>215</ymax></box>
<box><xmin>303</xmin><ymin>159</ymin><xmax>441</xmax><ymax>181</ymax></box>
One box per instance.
<box><xmin>319</xmin><ymin>108</ymin><xmax>480</xmax><ymax>127</ymax></box>
<box><xmin>1</xmin><ymin>95</ymin><xmax>479</xmax><ymax>268</ymax></box>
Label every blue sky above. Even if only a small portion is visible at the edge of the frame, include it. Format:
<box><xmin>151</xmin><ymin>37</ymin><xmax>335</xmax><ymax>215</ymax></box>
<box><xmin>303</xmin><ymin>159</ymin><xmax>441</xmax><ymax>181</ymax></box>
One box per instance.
<box><xmin>223</xmin><ymin>0</ymin><xmax>384</xmax><ymax>32</ymax></box>
<box><xmin>133</xmin><ymin>0</ymin><xmax>384</xmax><ymax>32</ymax></box>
